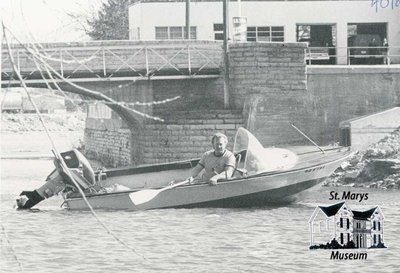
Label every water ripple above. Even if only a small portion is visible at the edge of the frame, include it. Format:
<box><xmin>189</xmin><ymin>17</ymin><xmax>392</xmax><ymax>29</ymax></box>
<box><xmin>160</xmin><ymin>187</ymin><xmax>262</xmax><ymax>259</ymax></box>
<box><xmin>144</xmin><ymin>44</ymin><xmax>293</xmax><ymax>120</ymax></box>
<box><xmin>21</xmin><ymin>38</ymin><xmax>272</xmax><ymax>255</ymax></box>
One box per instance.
<box><xmin>1</xmin><ymin>185</ymin><xmax>400</xmax><ymax>272</ymax></box>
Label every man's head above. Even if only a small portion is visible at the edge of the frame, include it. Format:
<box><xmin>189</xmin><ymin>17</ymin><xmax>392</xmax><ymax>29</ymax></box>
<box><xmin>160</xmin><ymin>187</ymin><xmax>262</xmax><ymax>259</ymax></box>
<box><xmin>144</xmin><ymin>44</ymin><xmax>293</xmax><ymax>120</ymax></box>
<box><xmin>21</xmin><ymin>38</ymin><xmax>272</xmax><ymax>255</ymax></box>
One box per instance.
<box><xmin>211</xmin><ymin>133</ymin><xmax>228</xmax><ymax>156</ymax></box>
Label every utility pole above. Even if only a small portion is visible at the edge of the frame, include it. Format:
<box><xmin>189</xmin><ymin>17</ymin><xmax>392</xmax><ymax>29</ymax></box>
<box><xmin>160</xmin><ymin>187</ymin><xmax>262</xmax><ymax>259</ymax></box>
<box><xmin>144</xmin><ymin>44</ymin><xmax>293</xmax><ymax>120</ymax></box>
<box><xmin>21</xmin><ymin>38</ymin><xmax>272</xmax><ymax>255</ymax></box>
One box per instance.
<box><xmin>223</xmin><ymin>0</ymin><xmax>230</xmax><ymax>108</ymax></box>
<box><xmin>185</xmin><ymin>0</ymin><xmax>190</xmax><ymax>39</ymax></box>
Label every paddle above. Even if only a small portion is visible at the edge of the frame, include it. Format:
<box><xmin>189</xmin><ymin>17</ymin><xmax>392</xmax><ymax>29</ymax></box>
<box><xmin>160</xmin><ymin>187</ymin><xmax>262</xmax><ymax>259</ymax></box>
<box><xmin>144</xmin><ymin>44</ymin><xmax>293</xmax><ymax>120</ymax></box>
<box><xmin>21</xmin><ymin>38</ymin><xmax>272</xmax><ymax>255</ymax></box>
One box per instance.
<box><xmin>129</xmin><ymin>179</ymin><xmax>191</xmax><ymax>206</ymax></box>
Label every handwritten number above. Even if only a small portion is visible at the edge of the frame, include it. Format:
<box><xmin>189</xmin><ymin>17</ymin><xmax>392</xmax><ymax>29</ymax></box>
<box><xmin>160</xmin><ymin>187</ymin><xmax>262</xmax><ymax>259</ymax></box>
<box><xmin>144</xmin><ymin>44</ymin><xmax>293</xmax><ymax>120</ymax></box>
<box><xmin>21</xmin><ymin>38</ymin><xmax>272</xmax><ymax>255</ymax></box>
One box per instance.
<box><xmin>380</xmin><ymin>0</ymin><xmax>390</xmax><ymax>8</ymax></box>
<box><xmin>371</xmin><ymin>0</ymin><xmax>379</xmax><ymax>12</ymax></box>
<box><xmin>373</xmin><ymin>0</ymin><xmax>399</xmax><ymax>11</ymax></box>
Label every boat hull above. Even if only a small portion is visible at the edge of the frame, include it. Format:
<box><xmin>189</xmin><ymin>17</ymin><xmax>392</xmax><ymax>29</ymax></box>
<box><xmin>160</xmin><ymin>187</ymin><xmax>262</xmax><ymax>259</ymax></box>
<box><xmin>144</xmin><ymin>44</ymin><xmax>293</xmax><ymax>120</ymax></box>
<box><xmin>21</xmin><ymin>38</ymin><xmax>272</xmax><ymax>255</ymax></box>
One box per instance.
<box><xmin>64</xmin><ymin>149</ymin><xmax>353</xmax><ymax>210</ymax></box>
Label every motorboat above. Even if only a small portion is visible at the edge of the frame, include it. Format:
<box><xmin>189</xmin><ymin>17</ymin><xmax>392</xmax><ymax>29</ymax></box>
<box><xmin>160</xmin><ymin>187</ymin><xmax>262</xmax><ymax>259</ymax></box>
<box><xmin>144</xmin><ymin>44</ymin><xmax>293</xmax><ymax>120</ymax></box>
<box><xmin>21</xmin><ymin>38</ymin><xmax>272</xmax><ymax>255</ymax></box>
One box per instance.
<box><xmin>16</xmin><ymin>127</ymin><xmax>354</xmax><ymax>210</ymax></box>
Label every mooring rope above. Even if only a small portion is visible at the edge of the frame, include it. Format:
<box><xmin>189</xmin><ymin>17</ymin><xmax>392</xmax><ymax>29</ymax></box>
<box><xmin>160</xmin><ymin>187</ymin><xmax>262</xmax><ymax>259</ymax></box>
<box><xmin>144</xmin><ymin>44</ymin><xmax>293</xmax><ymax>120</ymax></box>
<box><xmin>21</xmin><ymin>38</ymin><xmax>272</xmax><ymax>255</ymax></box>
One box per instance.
<box><xmin>2</xmin><ymin>22</ymin><xmax>147</xmax><ymax>261</ymax></box>
<box><xmin>32</xmin><ymin>56</ymin><xmax>86</xmax><ymax>113</ymax></box>
<box><xmin>1</xmin><ymin>224</ymin><xmax>25</xmax><ymax>272</ymax></box>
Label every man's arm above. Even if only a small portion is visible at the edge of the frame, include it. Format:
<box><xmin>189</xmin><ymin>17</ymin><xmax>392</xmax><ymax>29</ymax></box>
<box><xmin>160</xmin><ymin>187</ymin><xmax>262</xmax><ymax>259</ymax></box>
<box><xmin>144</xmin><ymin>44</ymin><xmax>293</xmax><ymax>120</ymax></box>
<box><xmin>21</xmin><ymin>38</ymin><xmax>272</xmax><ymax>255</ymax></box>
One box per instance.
<box><xmin>191</xmin><ymin>164</ymin><xmax>204</xmax><ymax>178</ymax></box>
<box><xmin>209</xmin><ymin>153</ymin><xmax>236</xmax><ymax>185</ymax></box>
<box><xmin>209</xmin><ymin>166</ymin><xmax>234</xmax><ymax>184</ymax></box>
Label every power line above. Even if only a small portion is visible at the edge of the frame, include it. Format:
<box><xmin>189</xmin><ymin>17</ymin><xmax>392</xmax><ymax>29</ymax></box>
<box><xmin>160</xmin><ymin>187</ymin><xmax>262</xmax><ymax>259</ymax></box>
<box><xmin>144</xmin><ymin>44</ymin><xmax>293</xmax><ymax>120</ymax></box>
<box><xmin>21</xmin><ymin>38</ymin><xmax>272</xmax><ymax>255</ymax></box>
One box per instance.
<box><xmin>3</xmin><ymin>22</ymin><xmax>148</xmax><ymax>261</ymax></box>
<box><xmin>1</xmin><ymin>224</ymin><xmax>25</xmax><ymax>272</ymax></box>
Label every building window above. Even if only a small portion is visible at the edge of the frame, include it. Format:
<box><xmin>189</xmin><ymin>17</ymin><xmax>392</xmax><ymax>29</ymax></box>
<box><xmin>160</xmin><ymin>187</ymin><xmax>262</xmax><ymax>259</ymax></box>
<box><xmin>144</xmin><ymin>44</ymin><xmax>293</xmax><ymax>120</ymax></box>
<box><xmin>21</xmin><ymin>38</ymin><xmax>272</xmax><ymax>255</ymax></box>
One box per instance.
<box><xmin>214</xmin><ymin>23</ymin><xmax>224</xmax><ymax>40</ymax></box>
<box><xmin>373</xmin><ymin>221</ymin><xmax>376</xmax><ymax>230</ymax></box>
<box><xmin>346</xmin><ymin>218</ymin><xmax>349</xmax><ymax>229</ymax></box>
<box><xmin>155</xmin><ymin>26</ymin><xmax>197</xmax><ymax>40</ymax></box>
<box><xmin>247</xmin><ymin>26</ymin><xmax>284</xmax><ymax>42</ymax></box>
<box><xmin>340</xmin><ymin>218</ymin><xmax>343</xmax><ymax>228</ymax></box>
<box><xmin>155</xmin><ymin>27</ymin><xmax>169</xmax><ymax>40</ymax></box>
<box><xmin>296</xmin><ymin>24</ymin><xmax>336</xmax><ymax>47</ymax></box>
<box><xmin>297</xmin><ymin>24</ymin><xmax>337</xmax><ymax>64</ymax></box>
<box><xmin>347</xmin><ymin>23</ymin><xmax>387</xmax><ymax>65</ymax></box>
<box><xmin>374</xmin><ymin>234</ymin><xmax>376</xmax><ymax>244</ymax></box>
<box><xmin>340</xmin><ymin>233</ymin><xmax>343</xmax><ymax>244</ymax></box>
<box><xmin>378</xmin><ymin>221</ymin><xmax>381</xmax><ymax>231</ymax></box>
<box><xmin>170</xmin><ymin>26</ymin><xmax>183</xmax><ymax>39</ymax></box>
<box><xmin>347</xmin><ymin>233</ymin><xmax>350</xmax><ymax>243</ymax></box>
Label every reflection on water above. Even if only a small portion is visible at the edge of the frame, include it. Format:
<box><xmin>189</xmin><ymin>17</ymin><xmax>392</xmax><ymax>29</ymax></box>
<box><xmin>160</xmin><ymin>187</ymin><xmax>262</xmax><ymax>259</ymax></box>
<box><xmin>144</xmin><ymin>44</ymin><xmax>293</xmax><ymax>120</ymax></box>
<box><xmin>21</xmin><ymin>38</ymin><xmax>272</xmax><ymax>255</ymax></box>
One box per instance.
<box><xmin>1</xmin><ymin>159</ymin><xmax>400</xmax><ymax>273</ymax></box>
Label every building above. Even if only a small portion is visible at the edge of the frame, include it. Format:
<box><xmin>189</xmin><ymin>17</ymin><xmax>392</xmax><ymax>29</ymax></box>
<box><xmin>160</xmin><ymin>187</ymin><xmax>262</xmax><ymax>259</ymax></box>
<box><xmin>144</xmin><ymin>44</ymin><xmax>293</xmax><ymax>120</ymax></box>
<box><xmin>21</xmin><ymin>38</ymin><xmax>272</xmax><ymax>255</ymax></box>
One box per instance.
<box><xmin>309</xmin><ymin>202</ymin><xmax>385</xmax><ymax>248</ymax></box>
<box><xmin>129</xmin><ymin>0</ymin><xmax>400</xmax><ymax>65</ymax></box>
<box><xmin>352</xmin><ymin>206</ymin><xmax>384</xmax><ymax>248</ymax></box>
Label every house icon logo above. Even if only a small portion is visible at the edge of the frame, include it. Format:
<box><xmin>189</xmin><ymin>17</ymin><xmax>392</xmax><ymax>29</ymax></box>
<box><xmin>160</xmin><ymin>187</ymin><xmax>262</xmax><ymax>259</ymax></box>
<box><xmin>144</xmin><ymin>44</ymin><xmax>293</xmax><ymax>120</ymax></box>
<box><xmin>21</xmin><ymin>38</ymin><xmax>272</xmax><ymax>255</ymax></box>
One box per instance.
<box><xmin>309</xmin><ymin>202</ymin><xmax>386</xmax><ymax>250</ymax></box>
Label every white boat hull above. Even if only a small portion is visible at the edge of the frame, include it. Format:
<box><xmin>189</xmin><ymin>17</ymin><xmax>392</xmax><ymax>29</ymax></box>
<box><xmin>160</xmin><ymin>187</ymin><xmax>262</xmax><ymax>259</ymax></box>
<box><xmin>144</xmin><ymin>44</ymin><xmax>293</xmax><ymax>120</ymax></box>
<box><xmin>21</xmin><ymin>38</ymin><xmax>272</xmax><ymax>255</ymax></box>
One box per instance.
<box><xmin>64</xmin><ymin>149</ymin><xmax>353</xmax><ymax>210</ymax></box>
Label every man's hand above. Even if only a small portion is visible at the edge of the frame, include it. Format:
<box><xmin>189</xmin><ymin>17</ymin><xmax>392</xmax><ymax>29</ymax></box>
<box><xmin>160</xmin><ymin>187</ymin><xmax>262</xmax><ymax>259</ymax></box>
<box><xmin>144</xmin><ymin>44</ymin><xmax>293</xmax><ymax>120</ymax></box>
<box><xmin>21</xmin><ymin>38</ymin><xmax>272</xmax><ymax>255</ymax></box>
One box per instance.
<box><xmin>209</xmin><ymin>177</ymin><xmax>218</xmax><ymax>186</ymax></box>
<box><xmin>187</xmin><ymin>176</ymin><xmax>194</xmax><ymax>184</ymax></box>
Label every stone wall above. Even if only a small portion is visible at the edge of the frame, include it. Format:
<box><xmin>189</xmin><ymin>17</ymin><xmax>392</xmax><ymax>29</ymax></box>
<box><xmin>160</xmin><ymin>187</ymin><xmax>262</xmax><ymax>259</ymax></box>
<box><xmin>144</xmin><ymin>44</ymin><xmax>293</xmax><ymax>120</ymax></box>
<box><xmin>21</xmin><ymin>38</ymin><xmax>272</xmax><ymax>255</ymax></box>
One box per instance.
<box><xmin>80</xmin><ymin>75</ymin><xmax>233</xmax><ymax>166</ymax></box>
<box><xmin>151</xmin><ymin>78</ymin><xmax>225</xmax><ymax>115</ymax></box>
<box><xmin>141</xmin><ymin>110</ymin><xmax>243</xmax><ymax>164</ymax></box>
<box><xmin>84</xmin><ymin>109</ymin><xmax>244</xmax><ymax>166</ymax></box>
<box><xmin>307</xmin><ymin>66</ymin><xmax>400</xmax><ymax>144</ymax></box>
<box><xmin>84</xmin><ymin>119</ymin><xmax>132</xmax><ymax>167</ymax></box>
<box><xmin>228</xmin><ymin>43</ymin><xmax>312</xmax><ymax>146</ymax></box>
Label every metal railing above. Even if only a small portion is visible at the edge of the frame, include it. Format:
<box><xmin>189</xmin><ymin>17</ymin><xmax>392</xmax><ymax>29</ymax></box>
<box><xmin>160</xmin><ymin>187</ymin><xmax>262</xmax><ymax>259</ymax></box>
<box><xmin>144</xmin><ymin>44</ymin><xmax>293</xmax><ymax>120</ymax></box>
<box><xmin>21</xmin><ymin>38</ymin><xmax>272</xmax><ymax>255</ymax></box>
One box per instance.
<box><xmin>3</xmin><ymin>41</ymin><xmax>399</xmax><ymax>85</ymax></box>
<box><xmin>305</xmin><ymin>45</ymin><xmax>400</xmax><ymax>65</ymax></box>
<box><xmin>1</xmin><ymin>41</ymin><xmax>223</xmax><ymax>84</ymax></box>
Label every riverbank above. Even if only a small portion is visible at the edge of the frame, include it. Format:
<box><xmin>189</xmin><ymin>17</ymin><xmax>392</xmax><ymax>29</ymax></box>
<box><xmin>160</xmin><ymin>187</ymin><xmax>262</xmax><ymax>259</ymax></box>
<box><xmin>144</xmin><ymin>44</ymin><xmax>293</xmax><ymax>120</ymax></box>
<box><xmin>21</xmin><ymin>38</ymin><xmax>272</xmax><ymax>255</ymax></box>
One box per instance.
<box><xmin>1</xmin><ymin>112</ymin><xmax>86</xmax><ymax>132</ymax></box>
<box><xmin>0</xmin><ymin>112</ymin><xmax>104</xmax><ymax>167</ymax></box>
<box><xmin>1</xmin><ymin>112</ymin><xmax>85</xmax><ymax>159</ymax></box>
<box><xmin>323</xmin><ymin>127</ymin><xmax>400</xmax><ymax>189</ymax></box>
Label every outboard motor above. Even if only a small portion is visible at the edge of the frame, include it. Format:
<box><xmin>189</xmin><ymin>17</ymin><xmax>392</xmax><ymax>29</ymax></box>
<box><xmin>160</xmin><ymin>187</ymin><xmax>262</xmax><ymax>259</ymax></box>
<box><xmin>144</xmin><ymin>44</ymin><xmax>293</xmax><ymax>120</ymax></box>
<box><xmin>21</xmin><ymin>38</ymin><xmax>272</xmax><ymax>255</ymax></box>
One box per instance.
<box><xmin>16</xmin><ymin>149</ymin><xmax>96</xmax><ymax>209</ymax></box>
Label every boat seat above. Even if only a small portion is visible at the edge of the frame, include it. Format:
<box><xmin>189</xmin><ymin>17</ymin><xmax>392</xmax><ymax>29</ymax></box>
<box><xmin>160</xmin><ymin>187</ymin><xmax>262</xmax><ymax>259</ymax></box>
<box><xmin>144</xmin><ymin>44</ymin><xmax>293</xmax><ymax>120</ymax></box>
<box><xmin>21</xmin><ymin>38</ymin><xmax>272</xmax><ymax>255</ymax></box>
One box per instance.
<box><xmin>233</xmin><ymin>150</ymin><xmax>248</xmax><ymax>177</ymax></box>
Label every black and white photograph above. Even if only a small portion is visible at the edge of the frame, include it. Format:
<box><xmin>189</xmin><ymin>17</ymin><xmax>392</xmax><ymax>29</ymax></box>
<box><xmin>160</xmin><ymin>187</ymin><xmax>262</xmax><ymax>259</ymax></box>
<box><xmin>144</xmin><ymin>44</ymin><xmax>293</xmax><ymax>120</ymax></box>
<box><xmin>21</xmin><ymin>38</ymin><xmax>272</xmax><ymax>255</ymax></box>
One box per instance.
<box><xmin>1</xmin><ymin>0</ymin><xmax>399</xmax><ymax>272</ymax></box>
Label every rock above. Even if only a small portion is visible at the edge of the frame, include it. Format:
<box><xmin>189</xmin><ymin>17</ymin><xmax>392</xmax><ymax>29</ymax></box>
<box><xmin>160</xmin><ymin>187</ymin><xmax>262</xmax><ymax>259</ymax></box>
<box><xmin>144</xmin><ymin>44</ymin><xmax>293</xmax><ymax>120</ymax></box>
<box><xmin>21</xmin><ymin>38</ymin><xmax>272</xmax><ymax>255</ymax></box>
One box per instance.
<box><xmin>368</xmin><ymin>182</ymin><xmax>378</xmax><ymax>188</ymax></box>
<box><xmin>344</xmin><ymin>170</ymin><xmax>360</xmax><ymax>179</ymax></box>
<box><xmin>340</xmin><ymin>161</ymin><xmax>351</xmax><ymax>170</ymax></box>
<box><xmin>386</xmin><ymin>183</ymin><xmax>397</xmax><ymax>189</ymax></box>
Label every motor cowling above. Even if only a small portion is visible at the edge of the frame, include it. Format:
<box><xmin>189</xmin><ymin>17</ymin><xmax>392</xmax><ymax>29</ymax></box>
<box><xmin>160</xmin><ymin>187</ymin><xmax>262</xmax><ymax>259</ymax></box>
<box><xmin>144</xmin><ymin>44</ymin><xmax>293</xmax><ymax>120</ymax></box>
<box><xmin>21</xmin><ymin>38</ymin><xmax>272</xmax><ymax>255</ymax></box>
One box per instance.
<box><xmin>16</xmin><ymin>149</ymin><xmax>96</xmax><ymax>209</ymax></box>
<box><xmin>16</xmin><ymin>168</ymin><xmax>65</xmax><ymax>209</ymax></box>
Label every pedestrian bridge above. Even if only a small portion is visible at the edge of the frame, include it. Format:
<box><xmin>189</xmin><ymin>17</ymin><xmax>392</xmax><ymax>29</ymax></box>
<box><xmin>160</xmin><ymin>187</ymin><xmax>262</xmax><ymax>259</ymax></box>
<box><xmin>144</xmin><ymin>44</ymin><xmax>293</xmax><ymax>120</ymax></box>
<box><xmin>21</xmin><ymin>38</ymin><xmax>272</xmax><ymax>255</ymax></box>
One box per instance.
<box><xmin>1</xmin><ymin>40</ymin><xmax>223</xmax><ymax>86</ymax></box>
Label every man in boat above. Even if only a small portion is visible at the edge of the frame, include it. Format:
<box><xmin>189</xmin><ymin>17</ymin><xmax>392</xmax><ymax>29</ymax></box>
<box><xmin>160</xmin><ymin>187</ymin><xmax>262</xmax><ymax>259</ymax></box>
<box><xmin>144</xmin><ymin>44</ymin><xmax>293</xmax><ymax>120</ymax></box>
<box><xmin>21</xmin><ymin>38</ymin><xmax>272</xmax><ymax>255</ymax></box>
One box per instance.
<box><xmin>188</xmin><ymin>133</ymin><xmax>236</xmax><ymax>185</ymax></box>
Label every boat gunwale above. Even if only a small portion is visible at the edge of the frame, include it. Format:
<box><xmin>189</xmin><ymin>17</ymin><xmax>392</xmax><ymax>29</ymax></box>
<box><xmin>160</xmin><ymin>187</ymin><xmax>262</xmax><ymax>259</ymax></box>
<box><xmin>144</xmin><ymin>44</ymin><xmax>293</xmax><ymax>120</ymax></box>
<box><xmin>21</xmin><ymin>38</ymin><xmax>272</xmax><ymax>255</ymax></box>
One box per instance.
<box><xmin>66</xmin><ymin>148</ymin><xmax>354</xmax><ymax>200</ymax></box>
<box><xmin>99</xmin><ymin>146</ymin><xmax>350</xmax><ymax>177</ymax></box>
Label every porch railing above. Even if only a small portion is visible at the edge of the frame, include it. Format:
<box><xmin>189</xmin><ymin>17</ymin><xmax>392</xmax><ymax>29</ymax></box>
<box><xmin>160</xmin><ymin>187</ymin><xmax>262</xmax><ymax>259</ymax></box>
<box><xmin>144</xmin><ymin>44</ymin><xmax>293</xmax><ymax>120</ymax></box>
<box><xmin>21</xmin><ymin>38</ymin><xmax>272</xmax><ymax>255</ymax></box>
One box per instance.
<box><xmin>353</xmin><ymin>228</ymin><xmax>371</xmax><ymax>234</ymax></box>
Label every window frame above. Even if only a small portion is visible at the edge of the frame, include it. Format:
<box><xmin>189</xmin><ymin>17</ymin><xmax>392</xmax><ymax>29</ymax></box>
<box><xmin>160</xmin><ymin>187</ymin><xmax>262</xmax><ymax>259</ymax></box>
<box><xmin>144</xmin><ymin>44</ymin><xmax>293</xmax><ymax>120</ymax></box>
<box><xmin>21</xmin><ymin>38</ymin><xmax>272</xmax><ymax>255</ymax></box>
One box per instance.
<box><xmin>155</xmin><ymin>26</ymin><xmax>197</xmax><ymax>40</ymax></box>
<box><xmin>246</xmin><ymin>25</ymin><xmax>284</xmax><ymax>42</ymax></box>
<box><xmin>214</xmin><ymin>23</ymin><xmax>224</xmax><ymax>41</ymax></box>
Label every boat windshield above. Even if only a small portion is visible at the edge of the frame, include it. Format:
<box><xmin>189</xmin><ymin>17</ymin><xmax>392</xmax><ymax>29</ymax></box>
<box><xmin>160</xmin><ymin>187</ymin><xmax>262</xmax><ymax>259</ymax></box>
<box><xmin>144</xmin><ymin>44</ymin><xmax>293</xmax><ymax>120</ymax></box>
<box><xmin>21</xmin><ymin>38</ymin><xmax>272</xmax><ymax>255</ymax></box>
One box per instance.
<box><xmin>233</xmin><ymin>127</ymin><xmax>298</xmax><ymax>175</ymax></box>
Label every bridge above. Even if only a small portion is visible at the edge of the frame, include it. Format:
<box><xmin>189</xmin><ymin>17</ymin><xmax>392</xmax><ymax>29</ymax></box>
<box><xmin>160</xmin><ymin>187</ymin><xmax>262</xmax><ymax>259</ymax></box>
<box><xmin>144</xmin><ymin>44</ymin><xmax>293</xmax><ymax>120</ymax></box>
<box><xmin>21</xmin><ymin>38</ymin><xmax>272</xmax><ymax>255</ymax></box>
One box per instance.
<box><xmin>1</xmin><ymin>40</ymin><xmax>223</xmax><ymax>86</ymax></box>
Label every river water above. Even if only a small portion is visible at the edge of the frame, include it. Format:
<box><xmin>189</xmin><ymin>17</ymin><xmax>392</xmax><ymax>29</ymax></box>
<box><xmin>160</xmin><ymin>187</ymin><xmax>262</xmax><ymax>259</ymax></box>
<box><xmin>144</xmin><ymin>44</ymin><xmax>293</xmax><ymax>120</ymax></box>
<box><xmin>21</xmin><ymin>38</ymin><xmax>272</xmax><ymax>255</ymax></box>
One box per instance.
<box><xmin>1</xmin><ymin>133</ymin><xmax>400</xmax><ymax>273</ymax></box>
